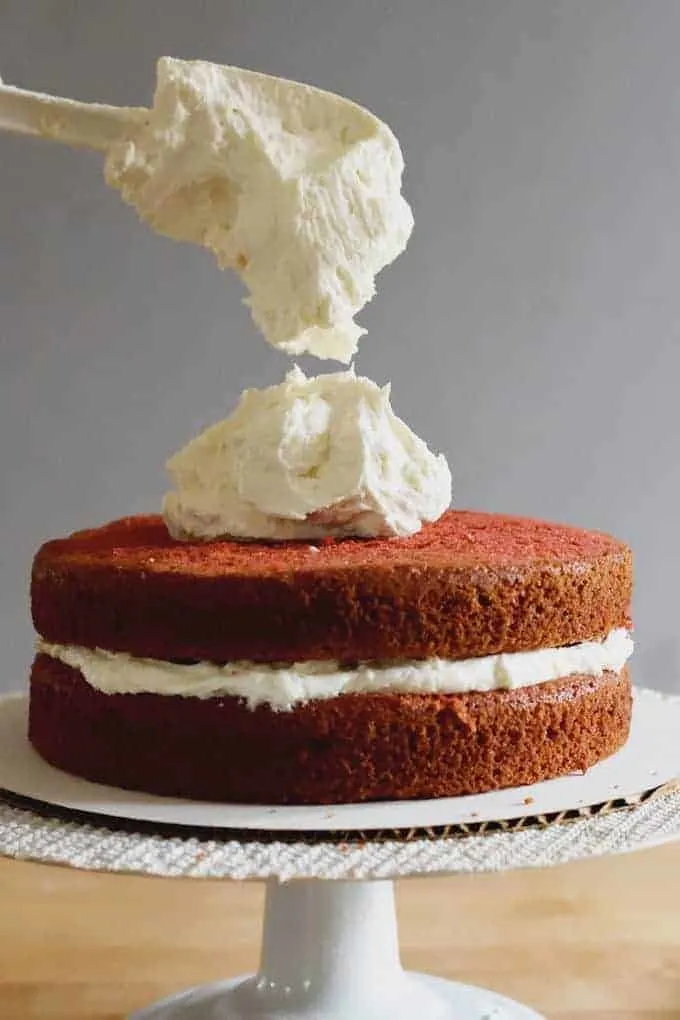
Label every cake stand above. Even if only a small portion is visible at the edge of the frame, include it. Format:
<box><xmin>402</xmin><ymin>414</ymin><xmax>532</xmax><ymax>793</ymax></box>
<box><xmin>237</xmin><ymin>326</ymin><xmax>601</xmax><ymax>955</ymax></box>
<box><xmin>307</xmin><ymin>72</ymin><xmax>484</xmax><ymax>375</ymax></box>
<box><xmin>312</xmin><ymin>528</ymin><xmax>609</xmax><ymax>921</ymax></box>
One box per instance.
<box><xmin>1</xmin><ymin>689</ymin><xmax>680</xmax><ymax>1020</ymax></box>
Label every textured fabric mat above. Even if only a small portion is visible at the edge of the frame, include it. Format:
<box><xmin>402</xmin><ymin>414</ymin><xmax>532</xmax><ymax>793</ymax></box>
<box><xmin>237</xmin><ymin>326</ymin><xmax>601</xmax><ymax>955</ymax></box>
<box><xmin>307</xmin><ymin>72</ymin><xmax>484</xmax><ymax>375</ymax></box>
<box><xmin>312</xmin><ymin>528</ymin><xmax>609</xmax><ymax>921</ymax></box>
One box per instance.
<box><xmin>0</xmin><ymin>785</ymin><xmax>678</xmax><ymax>881</ymax></box>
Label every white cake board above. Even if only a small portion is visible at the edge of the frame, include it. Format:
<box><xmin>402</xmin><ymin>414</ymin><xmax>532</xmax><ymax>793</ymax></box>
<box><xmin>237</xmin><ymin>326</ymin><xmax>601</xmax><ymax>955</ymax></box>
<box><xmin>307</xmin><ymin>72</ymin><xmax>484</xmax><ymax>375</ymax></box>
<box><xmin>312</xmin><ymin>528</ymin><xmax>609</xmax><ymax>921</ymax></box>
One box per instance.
<box><xmin>0</xmin><ymin>687</ymin><xmax>676</xmax><ymax>833</ymax></box>
<box><xmin>2</xmin><ymin>688</ymin><xmax>679</xmax><ymax>1020</ymax></box>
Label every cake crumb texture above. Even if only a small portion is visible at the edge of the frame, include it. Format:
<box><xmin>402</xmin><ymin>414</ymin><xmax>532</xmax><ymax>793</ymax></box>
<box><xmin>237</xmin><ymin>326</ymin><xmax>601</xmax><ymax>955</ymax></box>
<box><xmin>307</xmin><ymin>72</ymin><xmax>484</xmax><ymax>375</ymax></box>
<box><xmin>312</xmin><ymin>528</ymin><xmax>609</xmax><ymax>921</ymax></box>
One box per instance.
<box><xmin>31</xmin><ymin>511</ymin><xmax>633</xmax><ymax>663</ymax></box>
<box><xmin>29</xmin><ymin>655</ymin><xmax>632</xmax><ymax>805</ymax></box>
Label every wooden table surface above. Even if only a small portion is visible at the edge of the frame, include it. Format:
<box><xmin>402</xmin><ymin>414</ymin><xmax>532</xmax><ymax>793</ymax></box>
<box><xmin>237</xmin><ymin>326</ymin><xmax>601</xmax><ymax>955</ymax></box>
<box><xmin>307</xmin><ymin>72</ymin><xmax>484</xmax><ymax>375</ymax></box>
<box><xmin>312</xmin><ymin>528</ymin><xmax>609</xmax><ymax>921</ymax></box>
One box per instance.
<box><xmin>1</xmin><ymin>843</ymin><xmax>679</xmax><ymax>1019</ymax></box>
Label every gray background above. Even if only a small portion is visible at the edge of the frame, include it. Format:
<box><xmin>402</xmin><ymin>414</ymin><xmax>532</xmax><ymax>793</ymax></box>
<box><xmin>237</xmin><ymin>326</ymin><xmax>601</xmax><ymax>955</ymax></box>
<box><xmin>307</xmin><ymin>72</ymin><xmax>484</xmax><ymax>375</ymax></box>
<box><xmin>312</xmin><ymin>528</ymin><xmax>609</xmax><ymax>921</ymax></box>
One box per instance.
<box><xmin>1</xmin><ymin>0</ymin><xmax>678</xmax><ymax>693</ymax></box>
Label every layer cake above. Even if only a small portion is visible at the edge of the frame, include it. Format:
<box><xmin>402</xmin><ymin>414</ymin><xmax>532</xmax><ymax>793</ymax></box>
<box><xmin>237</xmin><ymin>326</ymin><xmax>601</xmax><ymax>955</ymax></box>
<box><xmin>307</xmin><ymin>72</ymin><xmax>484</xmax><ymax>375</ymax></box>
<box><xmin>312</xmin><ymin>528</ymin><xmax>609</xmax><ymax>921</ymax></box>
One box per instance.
<box><xmin>28</xmin><ymin>509</ymin><xmax>633</xmax><ymax>804</ymax></box>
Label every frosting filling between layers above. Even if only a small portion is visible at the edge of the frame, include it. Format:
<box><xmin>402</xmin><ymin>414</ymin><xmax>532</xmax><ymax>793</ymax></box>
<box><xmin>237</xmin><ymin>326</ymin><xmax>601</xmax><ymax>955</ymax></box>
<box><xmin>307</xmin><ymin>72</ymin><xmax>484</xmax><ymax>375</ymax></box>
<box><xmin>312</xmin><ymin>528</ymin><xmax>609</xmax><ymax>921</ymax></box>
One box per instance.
<box><xmin>36</xmin><ymin>629</ymin><xmax>633</xmax><ymax>712</ymax></box>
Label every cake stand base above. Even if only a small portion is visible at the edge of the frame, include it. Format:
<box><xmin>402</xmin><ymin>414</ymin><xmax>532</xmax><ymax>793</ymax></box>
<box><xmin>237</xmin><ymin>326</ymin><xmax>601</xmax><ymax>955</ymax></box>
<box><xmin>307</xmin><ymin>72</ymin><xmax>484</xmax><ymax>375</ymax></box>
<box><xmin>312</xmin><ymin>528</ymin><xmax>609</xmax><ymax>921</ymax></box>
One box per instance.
<box><xmin>131</xmin><ymin>878</ymin><xmax>544</xmax><ymax>1019</ymax></box>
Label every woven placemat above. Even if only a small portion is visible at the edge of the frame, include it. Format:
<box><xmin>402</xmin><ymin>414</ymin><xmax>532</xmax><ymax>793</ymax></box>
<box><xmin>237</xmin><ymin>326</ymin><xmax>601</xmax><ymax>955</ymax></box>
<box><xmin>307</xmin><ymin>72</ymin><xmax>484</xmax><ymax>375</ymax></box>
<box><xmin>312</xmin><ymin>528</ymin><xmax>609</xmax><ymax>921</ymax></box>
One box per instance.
<box><xmin>1</xmin><ymin>783</ymin><xmax>678</xmax><ymax>881</ymax></box>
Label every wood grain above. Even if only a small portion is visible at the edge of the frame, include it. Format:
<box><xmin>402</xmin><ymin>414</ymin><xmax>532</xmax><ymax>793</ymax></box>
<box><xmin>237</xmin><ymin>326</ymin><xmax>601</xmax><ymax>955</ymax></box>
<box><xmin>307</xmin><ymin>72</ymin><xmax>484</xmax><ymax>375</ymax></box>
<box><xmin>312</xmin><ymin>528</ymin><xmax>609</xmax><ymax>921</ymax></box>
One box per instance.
<box><xmin>1</xmin><ymin>844</ymin><xmax>679</xmax><ymax>1019</ymax></box>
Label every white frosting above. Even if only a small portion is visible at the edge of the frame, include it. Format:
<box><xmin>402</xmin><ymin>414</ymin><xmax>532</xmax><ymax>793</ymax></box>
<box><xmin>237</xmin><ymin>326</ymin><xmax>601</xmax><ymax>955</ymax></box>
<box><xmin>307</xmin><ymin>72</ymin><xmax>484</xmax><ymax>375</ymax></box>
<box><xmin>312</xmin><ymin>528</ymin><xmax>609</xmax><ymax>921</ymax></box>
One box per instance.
<box><xmin>162</xmin><ymin>366</ymin><xmax>451</xmax><ymax>541</ymax></box>
<box><xmin>105</xmin><ymin>57</ymin><xmax>413</xmax><ymax>362</ymax></box>
<box><xmin>37</xmin><ymin>629</ymin><xmax>633</xmax><ymax>713</ymax></box>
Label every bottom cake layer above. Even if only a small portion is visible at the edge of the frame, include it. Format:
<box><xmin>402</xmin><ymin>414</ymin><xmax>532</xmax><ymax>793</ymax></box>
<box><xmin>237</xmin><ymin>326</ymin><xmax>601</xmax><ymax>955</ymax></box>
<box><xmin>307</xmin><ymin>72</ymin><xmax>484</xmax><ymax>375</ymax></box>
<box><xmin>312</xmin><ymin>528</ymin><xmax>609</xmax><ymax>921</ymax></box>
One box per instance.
<box><xmin>28</xmin><ymin>655</ymin><xmax>632</xmax><ymax>805</ymax></box>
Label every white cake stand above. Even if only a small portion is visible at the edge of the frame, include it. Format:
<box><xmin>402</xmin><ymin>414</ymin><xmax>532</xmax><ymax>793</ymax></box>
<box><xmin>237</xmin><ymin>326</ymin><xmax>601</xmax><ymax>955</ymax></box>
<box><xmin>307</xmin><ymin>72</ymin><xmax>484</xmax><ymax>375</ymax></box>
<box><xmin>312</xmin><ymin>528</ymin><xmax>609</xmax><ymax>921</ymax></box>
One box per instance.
<box><xmin>1</xmin><ymin>689</ymin><xmax>680</xmax><ymax>1020</ymax></box>
<box><xmin>133</xmin><ymin>879</ymin><xmax>541</xmax><ymax>1019</ymax></box>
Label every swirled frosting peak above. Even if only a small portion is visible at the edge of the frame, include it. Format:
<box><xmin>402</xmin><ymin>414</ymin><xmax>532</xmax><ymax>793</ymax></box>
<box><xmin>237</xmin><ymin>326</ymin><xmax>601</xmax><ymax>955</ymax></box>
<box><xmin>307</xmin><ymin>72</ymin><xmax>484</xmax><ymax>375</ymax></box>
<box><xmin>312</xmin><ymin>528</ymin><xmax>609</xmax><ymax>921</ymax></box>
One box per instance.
<box><xmin>163</xmin><ymin>367</ymin><xmax>451</xmax><ymax>542</ymax></box>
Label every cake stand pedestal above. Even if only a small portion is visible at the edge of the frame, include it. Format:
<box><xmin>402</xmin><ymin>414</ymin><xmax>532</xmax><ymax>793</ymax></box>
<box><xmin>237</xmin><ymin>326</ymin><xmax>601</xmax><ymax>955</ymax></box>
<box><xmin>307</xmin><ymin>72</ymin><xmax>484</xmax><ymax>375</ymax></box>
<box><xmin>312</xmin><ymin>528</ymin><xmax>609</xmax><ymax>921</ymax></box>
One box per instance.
<box><xmin>132</xmin><ymin>877</ymin><xmax>540</xmax><ymax>1020</ymax></box>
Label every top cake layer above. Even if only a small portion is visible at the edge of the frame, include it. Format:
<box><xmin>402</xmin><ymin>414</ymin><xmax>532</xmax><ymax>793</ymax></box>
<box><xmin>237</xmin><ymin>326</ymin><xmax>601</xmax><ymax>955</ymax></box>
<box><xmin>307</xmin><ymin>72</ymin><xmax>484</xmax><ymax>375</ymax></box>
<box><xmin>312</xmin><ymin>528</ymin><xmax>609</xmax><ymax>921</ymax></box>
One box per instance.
<box><xmin>31</xmin><ymin>510</ymin><xmax>632</xmax><ymax>664</ymax></box>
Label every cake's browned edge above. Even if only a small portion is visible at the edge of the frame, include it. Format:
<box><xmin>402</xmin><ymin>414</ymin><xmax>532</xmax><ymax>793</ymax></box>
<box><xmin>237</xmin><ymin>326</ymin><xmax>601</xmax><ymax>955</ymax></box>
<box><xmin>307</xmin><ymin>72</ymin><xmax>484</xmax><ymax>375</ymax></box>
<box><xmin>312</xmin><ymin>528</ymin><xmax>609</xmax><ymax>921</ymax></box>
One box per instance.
<box><xmin>31</xmin><ymin>516</ymin><xmax>633</xmax><ymax>663</ymax></box>
<box><xmin>29</xmin><ymin>657</ymin><xmax>632</xmax><ymax>805</ymax></box>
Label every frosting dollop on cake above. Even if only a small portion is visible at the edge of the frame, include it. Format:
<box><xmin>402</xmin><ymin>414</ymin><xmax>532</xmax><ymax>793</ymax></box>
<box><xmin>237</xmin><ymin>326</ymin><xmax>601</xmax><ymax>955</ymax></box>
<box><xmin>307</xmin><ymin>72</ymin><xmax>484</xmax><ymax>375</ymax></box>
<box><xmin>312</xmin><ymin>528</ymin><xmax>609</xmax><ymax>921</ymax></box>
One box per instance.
<box><xmin>162</xmin><ymin>367</ymin><xmax>451</xmax><ymax>541</ymax></box>
<box><xmin>105</xmin><ymin>57</ymin><xmax>413</xmax><ymax>362</ymax></box>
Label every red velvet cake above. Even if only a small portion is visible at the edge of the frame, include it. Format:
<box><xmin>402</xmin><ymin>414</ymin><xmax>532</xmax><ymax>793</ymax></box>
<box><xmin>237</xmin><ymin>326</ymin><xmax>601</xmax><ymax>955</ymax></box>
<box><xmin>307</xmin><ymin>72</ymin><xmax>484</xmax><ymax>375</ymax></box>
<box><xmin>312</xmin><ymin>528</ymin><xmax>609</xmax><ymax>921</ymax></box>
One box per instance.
<box><xmin>27</xmin><ymin>509</ymin><xmax>633</xmax><ymax>804</ymax></box>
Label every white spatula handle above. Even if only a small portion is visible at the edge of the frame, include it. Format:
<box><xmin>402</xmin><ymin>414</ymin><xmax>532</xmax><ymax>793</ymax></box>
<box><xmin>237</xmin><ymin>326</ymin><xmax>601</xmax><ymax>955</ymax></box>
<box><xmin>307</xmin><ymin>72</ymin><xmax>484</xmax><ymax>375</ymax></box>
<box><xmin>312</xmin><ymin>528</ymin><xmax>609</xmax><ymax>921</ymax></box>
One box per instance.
<box><xmin>0</xmin><ymin>83</ymin><xmax>147</xmax><ymax>151</ymax></box>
